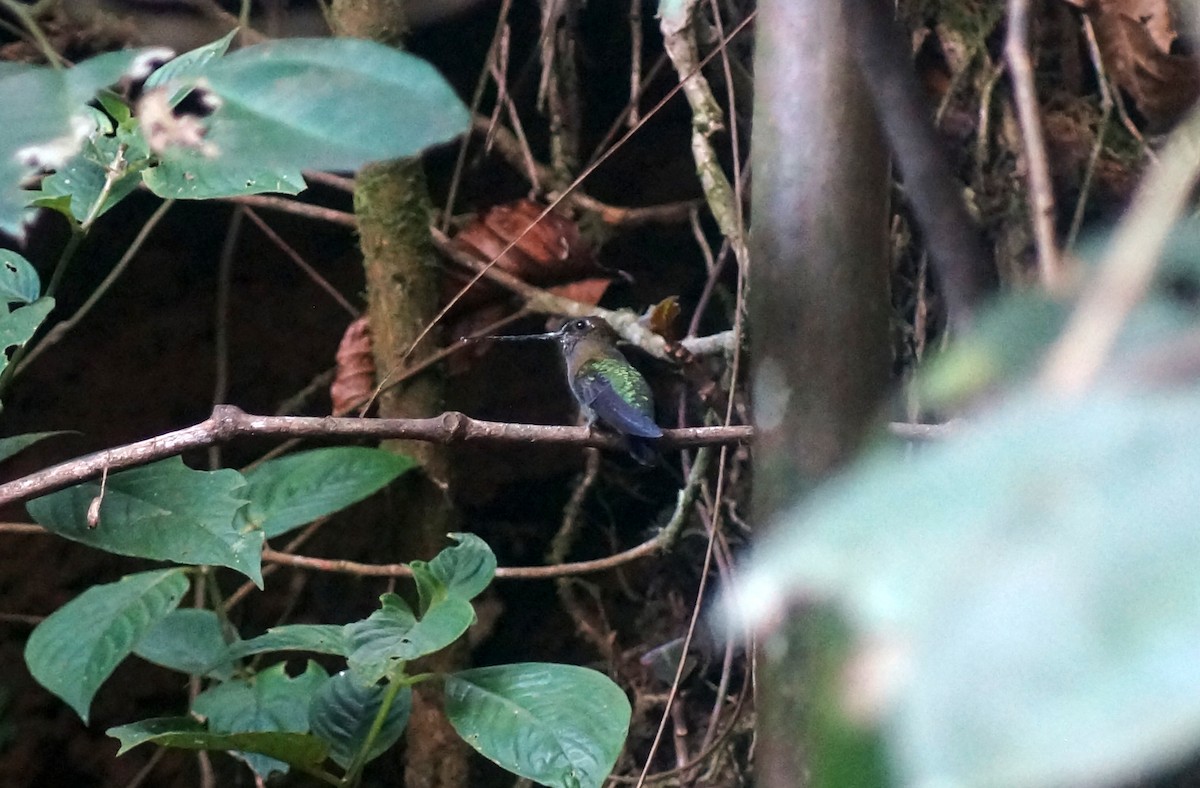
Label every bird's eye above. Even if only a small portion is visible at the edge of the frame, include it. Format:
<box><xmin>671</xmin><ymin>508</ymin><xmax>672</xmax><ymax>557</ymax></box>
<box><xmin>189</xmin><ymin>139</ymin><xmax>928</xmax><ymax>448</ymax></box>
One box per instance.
<box><xmin>572</xmin><ymin>319</ymin><xmax>588</xmax><ymax>330</ymax></box>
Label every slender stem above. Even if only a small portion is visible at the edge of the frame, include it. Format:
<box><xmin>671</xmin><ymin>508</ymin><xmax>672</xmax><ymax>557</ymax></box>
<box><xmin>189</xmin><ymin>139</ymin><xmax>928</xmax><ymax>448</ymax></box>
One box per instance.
<box><xmin>0</xmin><ymin>223</ymin><xmax>83</xmax><ymax>397</ymax></box>
<box><xmin>0</xmin><ymin>0</ymin><xmax>62</xmax><ymax>67</ymax></box>
<box><xmin>342</xmin><ymin>670</ymin><xmax>407</xmax><ymax>785</ymax></box>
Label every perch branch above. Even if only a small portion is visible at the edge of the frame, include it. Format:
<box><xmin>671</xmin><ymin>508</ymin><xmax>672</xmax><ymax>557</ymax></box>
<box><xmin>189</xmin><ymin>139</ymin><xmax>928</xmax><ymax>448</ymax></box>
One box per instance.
<box><xmin>0</xmin><ymin>405</ymin><xmax>753</xmax><ymax>507</ymax></box>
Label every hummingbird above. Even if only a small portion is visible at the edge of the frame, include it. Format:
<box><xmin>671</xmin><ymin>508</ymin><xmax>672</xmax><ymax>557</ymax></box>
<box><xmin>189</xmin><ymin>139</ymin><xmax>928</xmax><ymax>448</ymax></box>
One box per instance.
<box><xmin>487</xmin><ymin>316</ymin><xmax>662</xmax><ymax>463</ymax></box>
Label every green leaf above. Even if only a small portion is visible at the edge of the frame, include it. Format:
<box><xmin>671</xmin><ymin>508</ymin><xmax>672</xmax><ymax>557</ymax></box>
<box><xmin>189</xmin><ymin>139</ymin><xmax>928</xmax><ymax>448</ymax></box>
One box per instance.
<box><xmin>38</xmin><ymin>132</ymin><xmax>148</xmax><ymax>222</ymax></box>
<box><xmin>0</xmin><ymin>50</ymin><xmax>161</xmax><ymax>237</ymax></box>
<box><xmin>223</xmin><ymin>624</ymin><xmax>350</xmax><ymax>662</ymax></box>
<box><xmin>0</xmin><ymin>430</ymin><xmax>72</xmax><ymax>464</ymax></box>
<box><xmin>27</xmin><ymin>458</ymin><xmax>261</xmax><ymax>584</ymax></box>
<box><xmin>24</xmin><ymin>568</ymin><xmax>189</xmax><ymax>722</ymax></box>
<box><xmin>0</xmin><ymin>297</ymin><xmax>53</xmax><ymax>358</ymax></box>
<box><xmin>444</xmin><ymin>663</ymin><xmax>631</xmax><ymax>788</ymax></box>
<box><xmin>141</xmin><ymin>159</ymin><xmax>305</xmax><ymax>200</ymax></box>
<box><xmin>145</xmin><ymin>30</ymin><xmax>238</xmax><ymax>100</ymax></box>
<box><xmin>346</xmin><ymin>592</ymin><xmax>475</xmax><ymax>684</ymax></box>
<box><xmin>425</xmin><ymin>533</ymin><xmax>497</xmax><ymax>602</ymax></box>
<box><xmin>0</xmin><ymin>250</ymin><xmax>41</xmax><ymax>304</ymax></box>
<box><xmin>134</xmin><ymin>608</ymin><xmax>234</xmax><ymax>679</ymax></box>
<box><xmin>108</xmin><ymin>716</ymin><xmax>328</xmax><ymax>773</ymax></box>
<box><xmin>732</xmin><ymin>387</ymin><xmax>1200</xmax><ymax>787</ymax></box>
<box><xmin>194</xmin><ymin>661</ymin><xmax>328</xmax><ymax>779</ymax></box>
<box><xmin>309</xmin><ymin>670</ymin><xmax>411</xmax><ymax>769</ymax></box>
<box><xmin>242</xmin><ymin>447</ymin><xmax>415</xmax><ymax>539</ymax></box>
<box><xmin>151</xmin><ymin>38</ymin><xmax>469</xmax><ymax>175</ymax></box>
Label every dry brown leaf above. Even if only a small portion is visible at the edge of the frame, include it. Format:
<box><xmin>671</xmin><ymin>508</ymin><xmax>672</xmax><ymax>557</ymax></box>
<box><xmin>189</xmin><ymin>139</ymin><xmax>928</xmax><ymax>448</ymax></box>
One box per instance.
<box><xmin>330</xmin><ymin>316</ymin><xmax>374</xmax><ymax>415</ymax></box>
<box><xmin>1085</xmin><ymin>0</ymin><xmax>1199</xmax><ymax>128</ymax></box>
<box><xmin>637</xmin><ymin>296</ymin><xmax>683</xmax><ymax>341</ymax></box>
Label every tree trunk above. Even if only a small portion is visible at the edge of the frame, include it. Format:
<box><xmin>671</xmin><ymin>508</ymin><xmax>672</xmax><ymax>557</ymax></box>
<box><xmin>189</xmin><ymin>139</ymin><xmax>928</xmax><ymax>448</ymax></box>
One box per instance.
<box><xmin>748</xmin><ymin>0</ymin><xmax>893</xmax><ymax>784</ymax></box>
<box><xmin>330</xmin><ymin>3</ymin><xmax>471</xmax><ymax>786</ymax></box>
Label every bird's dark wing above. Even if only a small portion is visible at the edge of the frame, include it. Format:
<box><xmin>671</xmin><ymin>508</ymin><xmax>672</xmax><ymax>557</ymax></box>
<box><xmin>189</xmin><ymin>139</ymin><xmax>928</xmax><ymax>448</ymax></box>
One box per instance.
<box><xmin>574</xmin><ymin>359</ymin><xmax>663</xmax><ymax>439</ymax></box>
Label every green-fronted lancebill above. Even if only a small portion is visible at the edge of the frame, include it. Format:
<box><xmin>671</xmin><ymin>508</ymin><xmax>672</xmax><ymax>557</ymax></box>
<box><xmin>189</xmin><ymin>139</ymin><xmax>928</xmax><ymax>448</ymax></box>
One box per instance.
<box><xmin>485</xmin><ymin>316</ymin><xmax>662</xmax><ymax>463</ymax></box>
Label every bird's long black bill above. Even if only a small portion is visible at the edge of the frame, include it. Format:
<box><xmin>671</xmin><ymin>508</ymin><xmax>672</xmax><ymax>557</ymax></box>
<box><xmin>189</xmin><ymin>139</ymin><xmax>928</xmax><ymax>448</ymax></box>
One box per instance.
<box><xmin>470</xmin><ymin>332</ymin><xmax>558</xmax><ymax>342</ymax></box>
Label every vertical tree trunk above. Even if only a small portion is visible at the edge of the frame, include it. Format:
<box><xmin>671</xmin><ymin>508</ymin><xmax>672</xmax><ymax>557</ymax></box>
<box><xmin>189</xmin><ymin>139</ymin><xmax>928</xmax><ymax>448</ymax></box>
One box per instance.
<box><xmin>330</xmin><ymin>3</ymin><xmax>471</xmax><ymax>786</ymax></box>
<box><xmin>748</xmin><ymin>0</ymin><xmax>892</xmax><ymax>784</ymax></box>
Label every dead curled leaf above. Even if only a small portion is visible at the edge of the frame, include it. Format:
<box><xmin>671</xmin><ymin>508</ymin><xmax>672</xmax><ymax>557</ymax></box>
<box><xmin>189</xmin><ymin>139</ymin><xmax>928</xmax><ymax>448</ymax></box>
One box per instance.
<box><xmin>1070</xmin><ymin>0</ymin><xmax>1200</xmax><ymax>128</ymax></box>
<box><xmin>330</xmin><ymin>316</ymin><xmax>374</xmax><ymax>415</ymax></box>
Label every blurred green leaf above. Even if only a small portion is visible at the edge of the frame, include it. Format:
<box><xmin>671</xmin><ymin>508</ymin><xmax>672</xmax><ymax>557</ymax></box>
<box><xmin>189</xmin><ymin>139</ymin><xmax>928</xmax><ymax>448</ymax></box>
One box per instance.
<box><xmin>150</xmin><ymin>38</ymin><xmax>469</xmax><ymax>176</ymax></box>
<box><xmin>0</xmin><ymin>50</ymin><xmax>159</xmax><ymax>237</ymax></box>
<box><xmin>734</xmin><ymin>387</ymin><xmax>1200</xmax><ymax>787</ymax></box>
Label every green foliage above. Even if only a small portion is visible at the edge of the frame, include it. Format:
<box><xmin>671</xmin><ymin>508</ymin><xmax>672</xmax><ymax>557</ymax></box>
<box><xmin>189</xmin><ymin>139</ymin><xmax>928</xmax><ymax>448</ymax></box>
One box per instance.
<box><xmin>194</xmin><ymin>661</ymin><xmax>329</xmax><ymax>779</ymax></box>
<box><xmin>0</xmin><ymin>251</ymin><xmax>53</xmax><ymax>394</ymax></box>
<box><xmin>241</xmin><ymin>446</ymin><xmax>416</xmax><ymax>538</ymax></box>
<box><xmin>223</xmin><ymin>624</ymin><xmax>351</xmax><ymax>662</ymax></box>
<box><xmin>0</xmin><ymin>50</ymin><xmax>153</xmax><ymax>236</ymax></box>
<box><xmin>108</xmin><ymin>717</ymin><xmax>329</xmax><ymax>775</ymax></box>
<box><xmin>444</xmin><ymin>663</ymin><xmax>632</xmax><ymax>788</ymax></box>
<box><xmin>27</xmin><ymin>458</ymin><xmax>262</xmax><ymax>583</ymax></box>
<box><xmin>133</xmin><ymin>608</ymin><xmax>235</xmax><ymax>679</ymax></box>
<box><xmin>24</xmin><ymin>569</ymin><xmax>189</xmax><ymax>722</ymax></box>
<box><xmin>309</xmin><ymin>670</ymin><xmax>412</xmax><ymax>769</ymax></box>
<box><xmin>29</xmin><ymin>536</ymin><xmax>632</xmax><ymax>785</ymax></box>
<box><xmin>7</xmin><ymin>32</ymin><xmax>625</xmax><ymax>788</ymax></box>
<box><xmin>346</xmin><ymin>591</ymin><xmax>476</xmax><ymax>684</ymax></box>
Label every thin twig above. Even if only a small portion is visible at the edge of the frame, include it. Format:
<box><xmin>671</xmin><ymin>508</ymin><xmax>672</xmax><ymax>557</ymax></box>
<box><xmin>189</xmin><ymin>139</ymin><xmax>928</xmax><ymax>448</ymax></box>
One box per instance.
<box><xmin>225</xmin><ymin>194</ymin><xmax>356</xmax><ymax>227</ymax></box>
<box><xmin>1067</xmin><ymin>14</ymin><xmax>1113</xmax><ymax>250</ymax></box>
<box><xmin>17</xmin><ymin>199</ymin><xmax>176</xmax><ymax>375</ymax></box>
<box><xmin>1006</xmin><ymin>0</ymin><xmax>1063</xmax><ymax>287</ymax></box>
<box><xmin>1040</xmin><ymin>100</ymin><xmax>1200</xmax><ymax>394</ymax></box>
<box><xmin>242</xmin><ymin>208</ymin><xmax>359</xmax><ymax>317</ymax></box>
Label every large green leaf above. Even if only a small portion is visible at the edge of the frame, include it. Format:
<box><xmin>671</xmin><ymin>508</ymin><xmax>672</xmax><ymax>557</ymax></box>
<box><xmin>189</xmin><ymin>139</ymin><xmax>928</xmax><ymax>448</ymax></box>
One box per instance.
<box><xmin>309</xmin><ymin>670</ymin><xmax>411</xmax><ymax>769</ymax></box>
<box><xmin>345</xmin><ymin>592</ymin><xmax>475</xmax><ymax>684</ymax></box>
<box><xmin>24</xmin><ymin>568</ymin><xmax>189</xmax><ymax>722</ymax></box>
<box><xmin>444</xmin><ymin>663</ymin><xmax>631</xmax><ymax>788</ymax></box>
<box><xmin>27</xmin><ymin>458</ymin><xmax>261</xmax><ymax>584</ymax></box>
<box><xmin>150</xmin><ymin>38</ymin><xmax>469</xmax><ymax>177</ymax></box>
<box><xmin>732</xmin><ymin>387</ymin><xmax>1200</xmax><ymax>787</ymax></box>
<box><xmin>242</xmin><ymin>447</ymin><xmax>415</xmax><ymax>539</ymax></box>
<box><xmin>0</xmin><ymin>50</ymin><xmax>157</xmax><ymax>237</ymax></box>
<box><xmin>194</xmin><ymin>661</ymin><xmax>327</xmax><ymax>779</ymax></box>
<box><xmin>133</xmin><ymin>608</ymin><xmax>234</xmax><ymax>679</ymax></box>
<box><xmin>223</xmin><ymin>624</ymin><xmax>350</xmax><ymax>662</ymax></box>
<box><xmin>0</xmin><ymin>250</ymin><xmax>41</xmax><ymax>304</ymax></box>
<box><xmin>108</xmin><ymin>716</ymin><xmax>328</xmax><ymax>774</ymax></box>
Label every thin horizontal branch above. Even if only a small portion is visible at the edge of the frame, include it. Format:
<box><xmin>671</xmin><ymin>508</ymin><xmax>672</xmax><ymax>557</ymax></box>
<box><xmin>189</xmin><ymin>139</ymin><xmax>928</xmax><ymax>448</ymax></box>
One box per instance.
<box><xmin>264</xmin><ymin>535</ymin><xmax>663</xmax><ymax>580</ymax></box>
<box><xmin>0</xmin><ymin>405</ymin><xmax>753</xmax><ymax>507</ymax></box>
